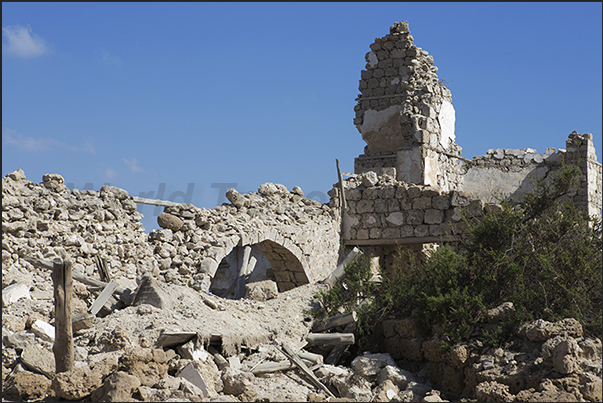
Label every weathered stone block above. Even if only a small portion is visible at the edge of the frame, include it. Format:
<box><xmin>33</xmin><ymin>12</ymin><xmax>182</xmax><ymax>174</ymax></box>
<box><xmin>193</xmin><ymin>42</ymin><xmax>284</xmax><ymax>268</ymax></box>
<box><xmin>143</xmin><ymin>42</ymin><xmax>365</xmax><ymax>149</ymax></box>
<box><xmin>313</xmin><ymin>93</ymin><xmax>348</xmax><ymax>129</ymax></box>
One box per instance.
<box><xmin>345</xmin><ymin>188</ymin><xmax>362</xmax><ymax>201</ymax></box>
<box><xmin>424</xmin><ymin>209</ymin><xmax>443</xmax><ymax>224</ymax></box>
<box><xmin>385</xmin><ymin>212</ymin><xmax>404</xmax><ymax>226</ymax></box>
<box><xmin>369</xmin><ymin>228</ymin><xmax>383</xmax><ymax>239</ymax></box>
<box><xmin>429</xmin><ymin>224</ymin><xmax>444</xmax><ymax>236</ymax></box>
<box><xmin>450</xmin><ymin>191</ymin><xmax>472</xmax><ymax>207</ymax></box>
<box><xmin>400</xmin><ymin>225</ymin><xmax>414</xmax><ymax>237</ymax></box>
<box><xmin>157</xmin><ymin>213</ymin><xmax>184</xmax><ymax>231</ymax></box>
<box><xmin>383</xmin><ymin>228</ymin><xmax>400</xmax><ymax>238</ymax></box>
<box><xmin>356</xmin><ymin>200</ymin><xmax>375</xmax><ymax>213</ymax></box>
<box><xmin>378</xmin><ymin>186</ymin><xmax>396</xmax><ymax>199</ymax></box>
<box><xmin>406</xmin><ymin>210</ymin><xmax>424</xmax><ymax>225</ymax></box>
<box><xmin>413</xmin><ymin>196</ymin><xmax>432</xmax><ymax>210</ymax></box>
<box><xmin>374</xmin><ymin>199</ymin><xmax>389</xmax><ymax>213</ymax></box>
<box><xmin>362</xmin><ymin>188</ymin><xmax>379</xmax><ymax>200</ymax></box>
<box><xmin>387</xmin><ymin>199</ymin><xmax>400</xmax><ymax>212</ymax></box>
<box><xmin>432</xmin><ymin>195</ymin><xmax>451</xmax><ymax>210</ymax></box>
<box><xmin>356</xmin><ymin>229</ymin><xmax>369</xmax><ymax>240</ymax></box>
<box><xmin>407</xmin><ymin>186</ymin><xmax>422</xmax><ymax>199</ymax></box>
<box><xmin>414</xmin><ymin>225</ymin><xmax>429</xmax><ymax>237</ymax></box>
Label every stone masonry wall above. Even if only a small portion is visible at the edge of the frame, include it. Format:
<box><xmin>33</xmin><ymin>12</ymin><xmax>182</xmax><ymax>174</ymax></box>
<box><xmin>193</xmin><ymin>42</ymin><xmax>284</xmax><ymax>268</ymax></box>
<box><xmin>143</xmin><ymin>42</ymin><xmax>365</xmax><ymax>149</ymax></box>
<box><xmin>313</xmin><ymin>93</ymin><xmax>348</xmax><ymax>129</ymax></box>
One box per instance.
<box><xmin>2</xmin><ymin>170</ymin><xmax>341</xmax><ymax>296</ymax></box>
<box><xmin>328</xmin><ymin>171</ymin><xmax>501</xmax><ymax>244</ymax></box>
<box><xmin>353</xmin><ymin>21</ymin><xmax>463</xmax><ymax>191</ymax></box>
<box><xmin>460</xmin><ymin>132</ymin><xmax>602</xmax><ymax>217</ymax></box>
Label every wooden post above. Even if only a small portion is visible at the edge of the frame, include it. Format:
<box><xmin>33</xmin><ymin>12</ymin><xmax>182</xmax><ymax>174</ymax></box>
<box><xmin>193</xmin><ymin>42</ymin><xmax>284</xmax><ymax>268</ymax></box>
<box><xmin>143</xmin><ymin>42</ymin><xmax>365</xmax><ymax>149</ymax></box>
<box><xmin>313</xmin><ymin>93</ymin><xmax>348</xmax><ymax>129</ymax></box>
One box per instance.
<box><xmin>305</xmin><ymin>333</ymin><xmax>355</xmax><ymax>346</ymax></box>
<box><xmin>312</xmin><ymin>311</ymin><xmax>357</xmax><ymax>333</ymax></box>
<box><xmin>325</xmin><ymin>323</ymin><xmax>355</xmax><ymax>365</ymax></box>
<box><xmin>236</xmin><ymin>245</ymin><xmax>252</xmax><ymax>299</ymax></box>
<box><xmin>324</xmin><ymin>247</ymin><xmax>363</xmax><ymax>288</ymax></box>
<box><xmin>279</xmin><ymin>343</ymin><xmax>336</xmax><ymax>399</ymax></box>
<box><xmin>52</xmin><ymin>258</ymin><xmax>73</xmax><ymax>373</ymax></box>
<box><xmin>336</xmin><ymin>159</ymin><xmax>347</xmax><ymax>211</ymax></box>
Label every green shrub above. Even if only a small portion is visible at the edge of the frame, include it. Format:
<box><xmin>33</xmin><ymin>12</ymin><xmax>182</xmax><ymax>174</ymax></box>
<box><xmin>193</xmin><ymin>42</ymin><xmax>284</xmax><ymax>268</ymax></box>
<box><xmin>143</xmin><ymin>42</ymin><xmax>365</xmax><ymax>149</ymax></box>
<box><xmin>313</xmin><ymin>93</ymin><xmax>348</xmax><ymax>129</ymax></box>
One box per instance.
<box><xmin>312</xmin><ymin>165</ymin><xmax>602</xmax><ymax>348</ymax></box>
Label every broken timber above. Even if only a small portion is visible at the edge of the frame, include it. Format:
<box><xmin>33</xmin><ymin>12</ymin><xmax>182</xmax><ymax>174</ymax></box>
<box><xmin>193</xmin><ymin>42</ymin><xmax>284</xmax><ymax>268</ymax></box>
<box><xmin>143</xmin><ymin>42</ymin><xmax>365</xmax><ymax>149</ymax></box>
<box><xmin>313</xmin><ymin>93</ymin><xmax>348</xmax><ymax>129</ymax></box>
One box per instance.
<box><xmin>312</xmin><ymin>311</ymin><xmax>357</xmax><ymax>333</ymax></box>
<box><xmin>279</xmin><ymin>343</ymin><xmax>335</xmax><ymax>399</ymax></box>
<box><xmin>323</xmin><ymin>247</ymin><xmax>363</xmax><ymax>288</ymax></box>
<box><xmin>88</xmin><ymin>280</ymin><xmax>119</xmax><ymax>316</ymax></box>
<box><xmin>52</xmin><ymin>258</ymin><xmax>74</xmax><ymax>373</ymax></box>
<box><xmin>325</xmin><ymin>323</ymin><xmax>355</xmax><ymax>365</ymax></box>
<box><xmin>131</xmin><ymin>196</ymin><xmax>188</xmax><ymax>208</ymax></box>
<box><xmin>306</xmin><ymin>333</ymin><xmax>355</xmax><ymax>347</ymax></box>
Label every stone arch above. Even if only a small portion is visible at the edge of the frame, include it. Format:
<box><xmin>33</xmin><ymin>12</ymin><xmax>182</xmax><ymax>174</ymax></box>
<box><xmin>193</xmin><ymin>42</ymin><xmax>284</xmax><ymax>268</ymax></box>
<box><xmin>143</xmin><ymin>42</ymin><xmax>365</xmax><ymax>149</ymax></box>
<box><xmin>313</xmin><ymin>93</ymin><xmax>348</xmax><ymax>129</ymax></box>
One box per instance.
<box><xmin>255</xmin><ymin>239</ymin><xmax>309</xmax><ymax>292</ymax></box>
<box><xmin>204</xmin><ymin>230</ymin><xmax>311</xmax><ymax>297</ymax></box>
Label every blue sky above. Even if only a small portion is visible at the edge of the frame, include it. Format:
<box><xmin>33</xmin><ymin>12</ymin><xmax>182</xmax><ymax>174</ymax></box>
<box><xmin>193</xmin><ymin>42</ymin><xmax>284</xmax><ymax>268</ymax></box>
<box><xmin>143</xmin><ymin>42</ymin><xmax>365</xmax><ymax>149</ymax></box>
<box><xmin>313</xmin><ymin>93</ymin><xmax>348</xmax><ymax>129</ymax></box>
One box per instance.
<box><xmin>3</xmin><ymin>2</ymin><xmax>602</xmax><ymax>232</ymax></box>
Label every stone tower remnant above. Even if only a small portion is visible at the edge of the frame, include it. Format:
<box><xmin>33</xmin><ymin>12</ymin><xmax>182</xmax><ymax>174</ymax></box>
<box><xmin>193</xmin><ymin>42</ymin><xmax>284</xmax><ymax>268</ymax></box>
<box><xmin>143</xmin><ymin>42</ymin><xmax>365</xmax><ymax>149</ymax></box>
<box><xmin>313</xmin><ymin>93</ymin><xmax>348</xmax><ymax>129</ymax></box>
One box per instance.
<box><xmin>354</xmin><ymin>21</ymin><xmax>462</xmax><ymax>191</ymax></box>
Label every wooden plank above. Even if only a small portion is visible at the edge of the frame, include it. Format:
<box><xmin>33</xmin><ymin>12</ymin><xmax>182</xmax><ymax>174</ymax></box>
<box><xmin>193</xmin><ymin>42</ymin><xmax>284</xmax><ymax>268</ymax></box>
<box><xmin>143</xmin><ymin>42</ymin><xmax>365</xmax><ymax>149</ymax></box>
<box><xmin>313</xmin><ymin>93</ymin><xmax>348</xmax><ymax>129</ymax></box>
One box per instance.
<box><xmin>343</xmin><ymin>235</ymin><xmax>460</xmax><ymax>246</ymax></box>
<box><xmin>279</xmin><ymin>343</ymin><xmax>335</xmax><ymax>399</ymax></box>
<box><xmin>306</xmin><ymin>333</ymin><xmax>355</xmax><ymax>347</ymax></box>
<box><xmin>131</xmin><ymin>196</ymin><xmax>185</xmax><ymax>208</ymax></box>
<box><xmin>324</xmin><ymin>247</ymin><xmax>363</xmax><ymax>288</ymax></box>
<box><xmin>52</xmin><ymin>258</ymin><xmax>73</xmax><ymax>373</ymax></box>
<box><xmin>88</xmin><ymin>280</ymin><xmax>119</xmax><ymax>316</ymax></box>
<box><xmin>95</xmin><ymin>255</ymin><xmax>111</xmax><ymax>283</ymax></box>
<box><xmin>25</xmin><ymin>257</ymin><xmax>129</xmax><ymax>296</ymax></box>
<box><xmin>235</xmin><ymin>245</ymin><xmax>252</xmax><ymax>299</ymax></box>
<box><xmin>252</xmin><ymin>358</ymin><xmax>315</xmax><ymax>375</ymax></box>
<box><xmin>156</xmin><ymin>331</ymin><xmax>197</xmax><ymax>348</ymax></box>
<box><xmin>336</xmin><ymin>158</ymin><xmax>347</xmax><ymax>211</ymax></box>
<box><xmin>325</xmin><ymin>323</ymin><xmax>355</xmax><ymax>365</ymax></box>
<box><xmin>312</xmin><ymin>311</ymin><xmax>357</xmax><ymax>333</ymax></box>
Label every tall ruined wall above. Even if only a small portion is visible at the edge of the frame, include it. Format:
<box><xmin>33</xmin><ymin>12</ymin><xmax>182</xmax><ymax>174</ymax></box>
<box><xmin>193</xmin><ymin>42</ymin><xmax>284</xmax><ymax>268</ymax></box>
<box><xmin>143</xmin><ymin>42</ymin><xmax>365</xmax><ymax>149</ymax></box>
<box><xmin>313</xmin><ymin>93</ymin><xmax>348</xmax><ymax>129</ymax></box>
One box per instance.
<box><xmin>353</xmin><ymin>21</ymin><xmax>463</xmax><ymax>191</ymax></box>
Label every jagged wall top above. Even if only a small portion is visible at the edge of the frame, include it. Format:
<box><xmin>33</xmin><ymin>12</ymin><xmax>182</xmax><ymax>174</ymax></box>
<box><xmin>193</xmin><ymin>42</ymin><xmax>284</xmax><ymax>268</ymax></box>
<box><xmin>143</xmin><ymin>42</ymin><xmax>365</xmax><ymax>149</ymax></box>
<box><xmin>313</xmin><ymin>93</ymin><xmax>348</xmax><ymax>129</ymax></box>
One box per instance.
<box><xmin>354</xmin><ymin>21</ymin><xmax>458</xmax><ymax>157</ymax></box>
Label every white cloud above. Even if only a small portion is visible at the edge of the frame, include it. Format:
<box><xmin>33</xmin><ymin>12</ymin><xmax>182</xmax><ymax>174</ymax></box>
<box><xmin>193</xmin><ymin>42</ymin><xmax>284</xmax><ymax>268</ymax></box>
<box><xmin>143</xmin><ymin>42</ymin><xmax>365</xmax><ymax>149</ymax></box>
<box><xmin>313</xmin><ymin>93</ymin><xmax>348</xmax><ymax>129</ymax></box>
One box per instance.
<box><xmin>2</xmin><ymin>128</ymin><xmax>96</xmax><ymax>154</ymax></box>
<box><xmin>99</xmin><ymin>167</ymin><xmax>118</xmax><ymax>181</ymax></box>
<box><xmin>99</xmin><ymin>47</ymin><xmax>121</xmax><ymax>67</ymax></box>
<box><xmin>2</xmin><ymin>24</ymin><xmax>50</xmax><ymax>58</ymax></box>
<box><xmin>123</xmin><ymin>157</ymin><xmax>144</xmax><ymax>173</ymax></box>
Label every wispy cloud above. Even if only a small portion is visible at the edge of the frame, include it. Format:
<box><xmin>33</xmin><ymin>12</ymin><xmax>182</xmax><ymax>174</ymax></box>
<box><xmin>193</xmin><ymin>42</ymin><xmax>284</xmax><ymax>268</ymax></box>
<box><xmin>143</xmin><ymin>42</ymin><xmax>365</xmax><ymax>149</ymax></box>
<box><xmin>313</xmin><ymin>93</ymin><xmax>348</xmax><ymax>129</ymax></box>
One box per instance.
<box><xmin>2</xmin><ymin>24</ymin><xmax>50</xmax><ymax>58</ymax></box>
<box><xmin>99</xmin><ymin>47</ymin><xmax>121</xmax><ymax>67</ymax></box>
<box><xmin>99</xmin><ymin>167</ymin><xmax>118</xmax><ymax>181</ymax></box>
<box><xmin>2</xmin><ymin>128</ymin><xmax>96</xmax><ymax>154</ymax></box>
<box><xmin>123</xmin><ymin>157</ymin><xmax>144</xmax><ymax>173</ymax></box>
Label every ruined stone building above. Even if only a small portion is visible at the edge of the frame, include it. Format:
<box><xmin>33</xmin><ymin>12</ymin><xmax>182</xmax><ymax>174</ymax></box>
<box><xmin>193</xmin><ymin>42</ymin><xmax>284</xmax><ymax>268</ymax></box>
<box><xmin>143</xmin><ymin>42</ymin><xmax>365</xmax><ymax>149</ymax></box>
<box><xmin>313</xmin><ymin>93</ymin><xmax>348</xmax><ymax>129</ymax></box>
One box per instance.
<box><xmin>2</xmin><ymin>22</ymin><xmax>601</xmax><ymax>299</ymax></box>
<box><xmin>339</xmin><ymin>21</ymin><xmax>602</xmax><ymax>266</ymax></box>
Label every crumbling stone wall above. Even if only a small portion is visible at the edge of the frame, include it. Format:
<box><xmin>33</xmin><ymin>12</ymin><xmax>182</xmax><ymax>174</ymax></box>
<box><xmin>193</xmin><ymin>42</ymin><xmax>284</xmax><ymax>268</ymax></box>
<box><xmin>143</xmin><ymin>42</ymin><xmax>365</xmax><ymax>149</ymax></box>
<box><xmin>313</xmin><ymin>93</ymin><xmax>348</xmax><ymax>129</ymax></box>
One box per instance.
<box><xmin>2</xmin><ymin>170</ymin><xmax>341</xmax><ymax>296</ymax></box>
<box><xmin>151</xmin><ymin>184</ymin><xmax>340</xmax><ymax>292</ymax></box>
<box><xmin>353</xmin><ymin>21</ymin><xmax>463</xmax><ymax>191</ymax></box>
<box><xmin>460</xmin><ymin>132</ymin><xmax>602</xmax><ymax>217</ymax></box>
<box><xmin>2</xmin><ymin>170</ymin><xmax>156</xmax><ymax>293</ymax></box>
<box><xmin>329</xmin><ymin>171</ymin><xmax>499</xmax><ymax>245</ymax></box>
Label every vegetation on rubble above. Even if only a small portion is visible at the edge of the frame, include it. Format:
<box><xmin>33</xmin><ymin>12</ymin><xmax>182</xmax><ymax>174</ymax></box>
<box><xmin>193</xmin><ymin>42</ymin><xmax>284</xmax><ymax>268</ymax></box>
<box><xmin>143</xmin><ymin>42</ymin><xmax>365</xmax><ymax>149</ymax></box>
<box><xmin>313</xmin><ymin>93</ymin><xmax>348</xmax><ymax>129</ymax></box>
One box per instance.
<box><xmin>312</xmin><ymin>165</ymin><xmax>602</xmax><ymax>349</ymax></box>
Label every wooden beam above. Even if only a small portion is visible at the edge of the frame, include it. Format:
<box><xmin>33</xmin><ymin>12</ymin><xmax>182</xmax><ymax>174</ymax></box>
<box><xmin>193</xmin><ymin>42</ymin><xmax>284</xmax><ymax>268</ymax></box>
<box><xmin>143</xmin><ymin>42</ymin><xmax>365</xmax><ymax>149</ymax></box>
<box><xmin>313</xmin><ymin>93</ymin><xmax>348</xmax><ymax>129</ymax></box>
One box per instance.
<box><xmin>306</xmin><ymin>333</ymin><xmax>355</xmax><ymax>347</ymax></box>
<box><xmin>88</xmin><ymin>280</ymin><xmax>119</xmax><ymax>316</ymax></box>
<box><xmin>131</xmin><ymin>196</ymin><xmax>186</xmax><ymax>208</ymax></box>
<box><xmin>325</xmin><ymin>323</ymin><xmax>355</xmax><ymax>365</ymax></box>
<box><xmin>26</xmin><ymin>257</ymin><xmax>129</xmax><ymax>296</ymax></box>
<box><xmin>279</xmin><ymin>343</ymin><xmax>335</xmax><ymax>399</ymax></box>
<box><xmin>312</xmin><ymin>311</ymin><xmax>357</xmax><ymax>333</ymax></box>
<box><xmin>52</xmin><ymin>258</ymin><xmax>73</xmax><ymax>373</ymax></box>
<box><xmin>343</xmin><ymin>235</ymin><xmax>460</xmax><ymax>246</ymax></box>
<box><xmin>336</xmin><ymin>158</ymin><xmax>347</xmax><ymax>211</ymax></box>
<box><xmin>324</xmin><ymin>247</ymin><xmax>363</xmax><ymax>288</ymax></box>
<box><xmin>235</xmin><ymin>245</ymin><xmax>252</xmax><ymax>299</ymax></box>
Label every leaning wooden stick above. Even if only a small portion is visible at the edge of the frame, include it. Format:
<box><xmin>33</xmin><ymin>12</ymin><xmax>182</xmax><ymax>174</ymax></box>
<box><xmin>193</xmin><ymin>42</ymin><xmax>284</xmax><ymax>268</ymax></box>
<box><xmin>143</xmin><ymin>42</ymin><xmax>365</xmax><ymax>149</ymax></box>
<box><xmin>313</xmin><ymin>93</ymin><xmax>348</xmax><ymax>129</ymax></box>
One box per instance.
<box><xmin>279</xmin><ymin>343</ymin><xmax>336</xmax><ymax>399</ymax></box>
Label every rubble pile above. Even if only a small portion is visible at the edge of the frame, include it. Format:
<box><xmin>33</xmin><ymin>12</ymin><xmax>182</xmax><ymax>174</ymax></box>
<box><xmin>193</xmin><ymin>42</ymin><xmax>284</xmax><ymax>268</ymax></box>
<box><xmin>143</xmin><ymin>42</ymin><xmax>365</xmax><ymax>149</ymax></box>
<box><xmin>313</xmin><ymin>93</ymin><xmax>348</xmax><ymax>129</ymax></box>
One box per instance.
<box><xmin>2</xmin><ymin>168</ymin><xmax>601</xmax><ymax>402</ymax></box>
